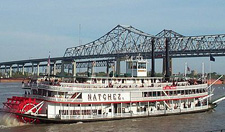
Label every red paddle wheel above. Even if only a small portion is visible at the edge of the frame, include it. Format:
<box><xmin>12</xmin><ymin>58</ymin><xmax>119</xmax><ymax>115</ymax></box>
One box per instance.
<box><xmin>3</xmin><ymin>96</ymin><xmax>42</xmax><ymax>123</ymax></box>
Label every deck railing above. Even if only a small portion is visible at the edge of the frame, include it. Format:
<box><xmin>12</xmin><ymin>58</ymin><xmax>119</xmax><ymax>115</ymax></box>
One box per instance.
<box><xmin>56</xmin><ymin>106</ymin><xmax>208</xmax><ymax>120</ymax></box>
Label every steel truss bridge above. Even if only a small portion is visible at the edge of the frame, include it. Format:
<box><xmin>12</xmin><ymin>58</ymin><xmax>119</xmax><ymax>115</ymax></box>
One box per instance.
<box><xmin>0</xmin><ymin>24</ymin><xmax>225</xmax><ymax>77</ymax></box>
<box><xmin>64</xmin><ymin>25</ymin><xmax>225</xmax><ymax>59</ymax></box>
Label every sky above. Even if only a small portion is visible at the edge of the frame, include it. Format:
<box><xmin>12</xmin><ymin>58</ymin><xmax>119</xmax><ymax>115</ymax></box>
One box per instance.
<box><xmin>0</xmin><ymin>0</ymin><xmax>225</xmax><ymax>74</ymax></box>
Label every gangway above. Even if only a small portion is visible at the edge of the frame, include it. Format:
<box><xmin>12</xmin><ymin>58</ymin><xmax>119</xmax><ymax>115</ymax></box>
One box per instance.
<box><xmin>212</xmin><ymin>95</ymin><xmax>225</xmax><ymax>104</ymax></box>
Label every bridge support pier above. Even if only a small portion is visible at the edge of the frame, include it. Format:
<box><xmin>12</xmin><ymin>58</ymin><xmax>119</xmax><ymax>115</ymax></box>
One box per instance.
<box><xmin>9</xmin><ymin>65</ymin><xmax>12</xmax><ymax>77</ymax></box>
<box><xmin>165</xmin><ymin>38</ymin><xmax>170</xmax><ymax>81</ymax></box>
<box><xmin>17</xmin><ymin>64</ymin><xmax>19</xmax><ymax>73</ymax></box>
<box><xmin>151</xmin><ymin>38</ymin><xmax>155</xmax><ymax>77</ymax></box>
<box><xmin>53</xmin><ymin>61</ymin><xmax>57</xmax><ymax>76</ymax></box>
<box><xmin>106</xmin><ymin>61</ymin><xmax>109</xmax><ymax>77</ymax></box>
<box><xmin>5</xmin><ymin>66</ymin><xmax>7</xmax><ymax>76</ymax></box>
<box><xmin>170</xmin><ymin>58</ymin><xmax>172</xmax><ymax>76</ymax></box>
<box><xmin>116</xmin><ymin>58</ymin><xmax>121</xmax><ymax>76</ymax></box>
<box><xmin>37</xmin><ymin>63</ymin><xmax>40</xmax><ymax>76</ymax></box>
<box><xmin>31</xmin><ymin>63</ymin><xmax>34</xmax><ymax>75</ymax></box>
<box><xmin>72</xmin><ymin>61</ymin><xmax>76</xmax><ymax>77</ymax></box>
<box><xmin>61</xmin><ymin>61</ymin><xmax>65</xmax><ymax>77</ymax></box>
<box><xmin>87</xmin><ymin>66</ymin><xmax>90</xmax><ymax>77</ymax></box>
<box><xmin>22</xmin><ymin>64</ymin><xmax>25</xmax><ymax>75</ymax></box>
<box><xmin>163</xmin><ymin>57</ymin><xmax>172</xmax><ymax>76</ymax></box>
<box><xmin>91</xmin><ymin>64</ymin><xmax>94</xmax><ymax>77</ymax></box>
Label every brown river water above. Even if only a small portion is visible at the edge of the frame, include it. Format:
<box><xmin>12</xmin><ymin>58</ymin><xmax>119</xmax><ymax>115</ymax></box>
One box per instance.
<box><xmin>0</xmin><ymin>83</ymin><xmax>225</xmax><ymax>132</ymax></box>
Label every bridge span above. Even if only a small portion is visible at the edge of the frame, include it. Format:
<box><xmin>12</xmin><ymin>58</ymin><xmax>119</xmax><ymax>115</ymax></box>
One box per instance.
<box><xmin>0</xmin><ymin>25</ymin><xmax>225</xmax><ymax>78</ymax></box>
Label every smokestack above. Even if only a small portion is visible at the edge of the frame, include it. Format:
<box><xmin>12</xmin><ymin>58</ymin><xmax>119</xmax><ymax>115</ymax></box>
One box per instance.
<box><xmin>151</xmin><ymin>38</ymin><xmax>155</xmax><ymax>77</ymax></box>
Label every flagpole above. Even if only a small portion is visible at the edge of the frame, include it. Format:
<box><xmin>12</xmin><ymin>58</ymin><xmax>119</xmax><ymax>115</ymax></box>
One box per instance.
<box><xmin>48</xmin><ymin>51</ymin><xmax>51</xmax><ymax>79</ymax></box>
<box><xmin>210</xmin><ymin>61</ymin><xmax>212</xmax><ymax>102</ymax></box>
<box><xmin>184</xmin><ymin>62</ymin><xmax>187</xmax><ymax>78</ymax></box>
<box><xmin>202</xmin><ymin>62</ymin><xmax>204</xmax><ymax>80</ymax></box>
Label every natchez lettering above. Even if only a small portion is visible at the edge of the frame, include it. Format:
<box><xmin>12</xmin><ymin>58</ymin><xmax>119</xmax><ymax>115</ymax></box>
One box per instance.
<box><xmin>88</xmin><ymin>93</ymin><xmax>122</xmax><ymax>101</ymax></box>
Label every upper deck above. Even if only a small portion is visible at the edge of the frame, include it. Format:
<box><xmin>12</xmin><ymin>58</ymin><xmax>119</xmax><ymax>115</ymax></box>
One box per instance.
<box><xmin>26</xmin><ymin>76</ymin><xmax>207</xmax><ymax>92</ymax></box>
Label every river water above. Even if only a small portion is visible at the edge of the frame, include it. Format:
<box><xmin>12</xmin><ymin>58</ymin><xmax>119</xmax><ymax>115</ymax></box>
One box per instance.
<box><xmin>0</xmin><ymin>83</ymin><xmax>225</xmax><ymax>132</ymax></box>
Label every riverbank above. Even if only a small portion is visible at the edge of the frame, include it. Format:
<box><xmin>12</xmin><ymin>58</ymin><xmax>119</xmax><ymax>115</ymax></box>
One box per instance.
<box><xmin>0</xmin><ymin>78</ymin><xmax>30</xmax><ymax>83</ymax></box>
<box><xmin>207</xmin><ymin>79</ymin><xmax>225</xmax><ymax>85</ymax></box>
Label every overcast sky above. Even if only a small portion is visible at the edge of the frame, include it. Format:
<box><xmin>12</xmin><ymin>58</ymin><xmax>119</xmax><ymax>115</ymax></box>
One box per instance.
<box><xmin>0</xmin><ymin>0</ymin><xmax>225</xmax><ymax>74</ymax></box>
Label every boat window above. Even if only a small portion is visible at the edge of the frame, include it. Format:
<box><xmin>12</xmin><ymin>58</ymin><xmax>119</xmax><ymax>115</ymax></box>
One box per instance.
<box><xmin>196</xmin><ymin>89</ymin><xmax>199</xmax><ymax>93</ymax></box>
<box><xmin>128</xmin><ymin>62</ymin><xmax>137</xmax><ymax>69</ymax></box>
<box><xmin>188</xmin><ymin>90</ymin><xmax>192</xmax><ymax>94</ymax></box>
<box><xmin>153</xmin><ymin>92</ymin><xmax>156</xmax><ymax>97</ymax></box>
<box><xmin>143</xmin><ymin>92</ymin><xmax>148</xmax><ymax>97</ymax></box>
<box><xmin>38</xmin><ymin>89</ymin><xmax>43</xmax><ymax>95</ymax></box>
<box><xmin>157</xmin><ymin>91</ymin><xmax>161</xmax><ymax>96</ymax></box>
<box><xmin>32</xmin><ymin>89</ymin><xmax>38</xmax><ymax>95</ymax></box>
<box><xmin>174</xmin><ymin>91</ymin><xmax>177</xmax><ymax>95</ymax></box>
<box><xmin>181</xmin><ymin>90</ymin><xmax>184</xmax><ymax>95</ymax></box>
<box><xmin>138</xmin><ymin>63</ymin><xmax>146</xmax><ymax>69</ymax></box>
<box><xmin>150</xmin><ymin>92</ymin><xmax>153</xmax><ymax>97</ymax></box>
<box><xmin>48</xmin><ymin>91</ymin><xmax>52</xmax><ymax>97</ymax></box>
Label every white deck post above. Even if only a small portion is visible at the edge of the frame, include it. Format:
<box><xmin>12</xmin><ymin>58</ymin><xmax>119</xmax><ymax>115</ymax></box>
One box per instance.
<box><xmin>187</xmin><ymin>99</ymin><xmax>188</xmax><ymax>111</ymax></box>
<box><xmin>101</xmin><ymin>103</ymin><xmax>103</xmax><ymax>118</ymax></box>
<box><xmin>68</xmin><ymin>103</ymin><xmax>70</xmax><ymax>119</ymax></box>
<box><xmin>207</xmin><ymin>96</ymin><xmax>209</xmax><ymax>107</ymax></box>
<box><xmin>121</xmin><ymin>103</ymin><xmax>122</xmax><ymax>117</ymax></box>
<box><xmin>179</xmin><ymin>99</ymin><xmax>181</xmax><ymax>112</ymax></box>
<box><xmin>111</xmin><ymin>103</ymin><xmax>114</xmax><ymax>117</ymax></box>
<box><xmin>80</xmin><ymin>104</ymin><xmax>82</xmax><ymax>119</ymax></box>
<box><xmin>130</xmin><ymin>102</ymin><xmax>132</xmax><ymax>116</ymax></box>
<box><xmin>91</xmin><ymin>104</ymin><xmax>93</xmax><ymax>118</ymax></box>
<box><xmin>172</xmin><ymin>100</ymin><xmax>174</xmax><ymax>111</ymax></box>
<box><xmin>164</xmin><ymin>101</ymin><xmax>166</xmax><ymax>114</ymax></box>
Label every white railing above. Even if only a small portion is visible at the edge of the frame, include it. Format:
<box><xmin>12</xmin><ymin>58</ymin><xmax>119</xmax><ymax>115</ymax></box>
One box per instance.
<box><xmin>58</xmin><ymin>106</ymin><xmax>208</xmax><ymax>120</ymax></box>
<box><xmin>37</xmin><ymin>83</ymin><xmax>207</xmax><ymax>92</ymax></box>
<box><xmin>26</xmin><ymin>94</ymin><xmax>82</xmax><ymax>102</ymax></box>
<box><xmin>132</xmin><ymin>92</ymin><xmax>208</xmax><ymax>101</ymax></box>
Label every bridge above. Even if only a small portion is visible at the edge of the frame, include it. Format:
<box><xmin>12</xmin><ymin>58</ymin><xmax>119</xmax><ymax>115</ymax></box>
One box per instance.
<box><xmin>0</xmin><ymin>25</ymin><xmax>225</xmax><ymax>78</ymax></box>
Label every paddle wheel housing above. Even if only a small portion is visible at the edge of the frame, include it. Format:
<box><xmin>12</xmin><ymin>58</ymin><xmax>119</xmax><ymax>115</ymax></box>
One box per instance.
<box><xmin>3</xmin><ymin>96</ymin><xmax>43</xmax><ymax>123</ymax></box>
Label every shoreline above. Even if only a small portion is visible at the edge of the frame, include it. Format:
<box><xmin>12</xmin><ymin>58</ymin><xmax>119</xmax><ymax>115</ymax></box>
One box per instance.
<box><xmin>0</xmin><ymin>78</ymin><xmax>30</xmax><ymax>83</ymax></box>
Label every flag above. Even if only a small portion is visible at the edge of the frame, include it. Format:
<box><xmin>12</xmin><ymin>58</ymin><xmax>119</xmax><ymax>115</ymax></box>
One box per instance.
<box><xmin>187</xmin><ymin>66</ymin><xmax>190</xmax><ymax>72</ymax></box>
<box><xmin>210</xmin><ymin>54</ymin><xmax>215</xmax><ymax>62</ymax></box>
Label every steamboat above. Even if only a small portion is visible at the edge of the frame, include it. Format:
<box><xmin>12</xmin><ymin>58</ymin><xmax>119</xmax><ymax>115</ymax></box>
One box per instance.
<box><xmin>1</xmin><ymin>56</ymin><xmax>223</xmax><ymax>123</ymax></box>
